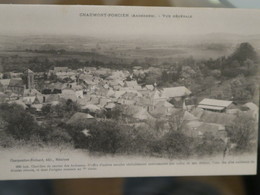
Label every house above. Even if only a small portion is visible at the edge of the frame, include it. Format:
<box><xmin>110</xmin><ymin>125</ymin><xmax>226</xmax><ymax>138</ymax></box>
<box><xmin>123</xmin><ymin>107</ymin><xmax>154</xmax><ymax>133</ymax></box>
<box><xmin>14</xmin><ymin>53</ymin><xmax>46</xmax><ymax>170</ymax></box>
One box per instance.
<box><xmin>194</xmin><ymin>110</ymin><xmax>236</xmax><ymax>126</ymax></box>
<box><xmin>132</xmin><ymin>107</ymin><xmax>154</xmax><ymax>121</ymax></box>
<box><xmin>95</xmin><ymin>87</ymin><xmax>108</xmax><ymax>97</ymax></box>
<box><xmin>161</xmin><ymin>86</ymin><xmax>191</xmax><ymax>101</ymax></box>
<box><xmin>226</xmin><ymin>109</ymin><xmax>241</xmax><ymax>115</ymax></box>
<box><xmin>103</xmin><ymin>83</ymin><xmax>109</xmax><ymax>89</ymax></box>
<box><xmin>151</xmin><ymin>89</ymin><xmax>167</xmax><ymax>104</ymax></box>
<box><xmin>105</xmin><ymin>102</ymin><xmax>116</xmax><ymax>110</ymax></box>
<box><xmin>144</xmin><ymin>85</ymin><xmax>154</xmax><ymax>91</ymax></box>
<box><xmin>182</xmin><ymin>111</ymin><xmax>227</xmax><ymax>140</ymax></box>
<box><xmin>107</xmin><ymin>88</ymin><xmax>115</xmax><ymax>97</ymax></box>
<box><xmin>242</xmin><ymin>102</ymin><xmax>259</xmax><ymax>119</ymax></box>
<box><xmin>22</xmin><ymin>96</ymin><xmax>36</xmax><ymax>105</ymax></box>
<box><xmin>43</xmin><ymin>82</ymin><xmax>66</xmax><ymax>94</ymax></box>
<box><xmin>116</xmin><ymin>90</ymin><xmax>142</xmax><ymax>105</ymax></box>
<box><xmin>124</xmin><ymin>105</ymin><xmax>154</xmax><ymax>121</ymax></box>
<box><xmin>133</xmin><ymin>66</ymin><xmax>143</xmax><ymax>70</ymax></box>
<box><xmin>0</xmin><ymin>79</ymin><xmax>11</xmax><ymax>92</ymax></box>
<box><xmin>66</xmin><ymin>112</ymin><xmax>95</xmax><ymax>125</ymax></box>
<box><xmin>112</xmin><ymin>91</ymin><xmax>126</xmax><ymax>99</ymax></box>
<box><xmin>181</xmin><ymin>111</ymin><xmax>201</xmax><ymax>135</ymax></box>
<box><xmin>242</xmin><ymin>102</ymin><xmax>258</xmax><ymax>111</ymax></box>
<box><xmin>23</xmin><ymin>88</ymin><xmax>42</xmax><ymax>97</ymax></box>
<box><xmin>183</xmin><ymin>111</ymin><xmax>198</xmax><ymax>121</ymax></box>
<box><xmin>22</xmin><ymin>88</ymin><xmax>42</xmax><ymax>105</ymax></box>
<box><xmin>108</xmin><ymin>70</ymin><xmax>128</xmax><ymax>80</ymax></box>
<box><xmin>83</xmin><ymin>67</ymin><xmax>97</xmax><ymax>73</ymax></box>
<box><xmin>77</xmin><ymin>96</ymin><xmax>91</xmax><ymax>105</ymax></box>
<box><xmin>53</xmin><ymin>67</ymin><xmax>70</xmax><ymax>73</ymax></box>
<box><xmin>98</xmin><ymin>97</ymin><xmax>111</xmax><ymax>107</ymax></box>
<box><xmin>135</xmin><ymin>97</ymin><xmax>153</xmax><ymax>110</ymax></box>
<box><xmin>117</xmin><ymin>98</ymin><xmax>135</xmax><ymax>106</ymax></box>
<box><xmin>198</xmin><ymin>98</ymin><xmax>234</xmax><ymax>112</ymax></box>
<box><xmin>55</xmin><ymin>71</ymin><xmax>76</xmax><ymax>80</ymax></box>
<box><xmin>31</xmin><ymin>104</ymin><xmax>43</xmax><ymax>112</ymax></box>
<box><xmin>148</xmin><ymin>100</ymin><xmax>175</xmax><ymax>116</ymax></box>
<box><xmin>10</xmin><ymin>72</ymin><xmax>23</xmax><ymax>78</ymax></box>
<box><xmin>33</xmin><ymin>94</ymin><xmax>45</xmax><ymax>104</ymax></box>
<box><xmin>44</xmin><ymin>94</ymin><xmax>60</xmax><ymax>104</ymax></box>
<box><xmin>108</xmin><ymin>80</ymin><xmax>124</xmax><ymax>90</ymax></box>
<box><xmin>8</xmin><ymin>100</ymin><xmax>27</xmax><ymax>110</ymax></box>
<box><xmin>60</xmin><ymin>91</ymin><xmax>81</xmax><ymax>102</ymax></box>
<box><xmin>7</xmin><ymin>78</ymin><xmax>25</xmax><ymax>95</ymax></box>
<box><xmin>80</xmin><ymin>76</ymin><xmax>103</xmax><ymax>92</ymax></box>
<box><xmin>183</xmin><ymin>97</ymin><xmax>197</xmax><ymax>111</ymax></box>
<box><xmin>124</xmin><ymin>80</ymin><xmax>141</xmax><ymax>90</ymax></box>
<box><xmin>3</xmin><ymin>91</ymin><xmax>19</xmax><ymax>101</ymax></box>
<box><xmin>184</xmin><ymin>122</ymin><xmax>227</xmax><ymax>141</ymax></box>
<box><xmin>50</xmin><ymin>67</ymin><xmax>76</xmax><ymax>80</ymax></box>
<box><xmin>182</xmin><ymin>120</ymin><xmax>202</xmax><ymax>135</ymax></box>
<box><xmin>81</xmin><ymin>104</ymin><xmax>102</xmax><ymax>112</ymax></box>
<box><xmin>89</xmin><ymin>95</ymin><xmax>101</xmax><ymax>105</ymax></box>
<box><xmin>94</xmin><ymin>68</ymin><xmax>111</xmax><ymax>76</ymax></box>
<box><xmin>61</xmin><ymin>88</ymin><xmax>83</xmax><ymax>99</ymax></box>
<box><xmin>121</xmin><ymin>91</ymin><xmax>141</xmax><ymax>99</ymax></box>
<box><xmin>0</xmin><ymin>92</ymin><xmax>8</xmax><ymax>103</ymax></box>
<box><xmin>8</xmin><ymin>82</ymin><xmax>24</xmax><ymax>96</ymax></box>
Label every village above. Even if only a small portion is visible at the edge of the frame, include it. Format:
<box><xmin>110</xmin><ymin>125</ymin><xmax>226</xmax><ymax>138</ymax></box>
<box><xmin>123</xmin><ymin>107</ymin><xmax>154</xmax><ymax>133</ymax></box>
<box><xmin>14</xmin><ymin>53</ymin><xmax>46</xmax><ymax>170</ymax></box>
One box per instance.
<box><xmin>0</xmin><ymin>64</ymin><xmax>258</xmax><ymax>151</ymax></box>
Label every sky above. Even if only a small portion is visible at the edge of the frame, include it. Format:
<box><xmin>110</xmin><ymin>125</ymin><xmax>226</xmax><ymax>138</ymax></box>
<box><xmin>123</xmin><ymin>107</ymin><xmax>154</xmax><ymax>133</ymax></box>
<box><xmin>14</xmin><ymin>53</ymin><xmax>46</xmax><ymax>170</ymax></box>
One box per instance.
<box><xmin>0</xmin><ymin>5</ymin><xmax>260</xmax><ymax>38</ymax></box>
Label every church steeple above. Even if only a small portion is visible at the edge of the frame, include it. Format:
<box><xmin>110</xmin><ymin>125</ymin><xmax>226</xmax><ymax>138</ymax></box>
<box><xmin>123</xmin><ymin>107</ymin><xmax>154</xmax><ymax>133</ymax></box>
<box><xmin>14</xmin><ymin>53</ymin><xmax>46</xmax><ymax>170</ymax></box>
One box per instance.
<box><xmin>25</xmin><ymin>69</ymin><xmax>34</xmax><ymax>89</ymax></box>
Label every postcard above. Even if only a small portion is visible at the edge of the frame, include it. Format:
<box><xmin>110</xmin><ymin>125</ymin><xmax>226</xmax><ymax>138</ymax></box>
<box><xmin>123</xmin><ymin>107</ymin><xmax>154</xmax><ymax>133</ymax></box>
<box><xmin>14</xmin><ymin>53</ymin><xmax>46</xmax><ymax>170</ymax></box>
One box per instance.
<box><xmin>0</xmin><ymin>5</ymin><xmax>259</xmax><ymax>180</ymax></box>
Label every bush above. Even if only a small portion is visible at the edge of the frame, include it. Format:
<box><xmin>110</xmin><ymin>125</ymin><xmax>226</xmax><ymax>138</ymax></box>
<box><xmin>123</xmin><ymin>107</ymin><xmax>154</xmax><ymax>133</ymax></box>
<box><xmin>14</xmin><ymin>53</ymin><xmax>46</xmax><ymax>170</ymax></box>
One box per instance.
<box><xmin>195</xmin><ymin>137</ymin><xmax>225</xmax><ymax>156</ymax></box>
<box><xmin>0</xmin><ymin>131</ymin><xmax>22</xmax><ymax>148</ymax></box>
<box><xmin>86</xmin><ymin>121</ymin><xmax>128</xmax><ymax>154</ymax></box>
<box><xmin>43</xmin><ymin>127</ymin><xmax>73</xmax><ymax>147</ymax></box>
<box><xmin>161</xmin><ymin>131</ymin><xmax>194</xmax><ymax>158</ymax></box>
<box><xmin>0</xmin><ymin>103</ymin><xmax>40</xmax><ymax>140</ymax></box>
<box><xmin>226</xmin><ymin>113</ymin><xmax>256</xmax><ymax>152</ymax></box>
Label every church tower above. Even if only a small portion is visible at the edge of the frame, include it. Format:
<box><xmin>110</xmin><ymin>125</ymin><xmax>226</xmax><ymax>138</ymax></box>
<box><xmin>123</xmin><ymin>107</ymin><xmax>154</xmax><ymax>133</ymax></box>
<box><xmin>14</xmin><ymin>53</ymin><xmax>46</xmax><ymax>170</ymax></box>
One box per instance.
<box><xmin>25</xmin><ymin>69</ymin><xmax>35</xmax><ymax>89</ymax></box>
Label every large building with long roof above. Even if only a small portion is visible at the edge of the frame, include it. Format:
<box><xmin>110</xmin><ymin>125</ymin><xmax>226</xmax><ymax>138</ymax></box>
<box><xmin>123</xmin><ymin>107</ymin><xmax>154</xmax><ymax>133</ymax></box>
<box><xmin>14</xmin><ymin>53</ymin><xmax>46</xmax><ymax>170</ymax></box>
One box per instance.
<box><xmin>198</xmin><ymin>98</ymin><xmax>234</xmax><ymax>112</ymax></box>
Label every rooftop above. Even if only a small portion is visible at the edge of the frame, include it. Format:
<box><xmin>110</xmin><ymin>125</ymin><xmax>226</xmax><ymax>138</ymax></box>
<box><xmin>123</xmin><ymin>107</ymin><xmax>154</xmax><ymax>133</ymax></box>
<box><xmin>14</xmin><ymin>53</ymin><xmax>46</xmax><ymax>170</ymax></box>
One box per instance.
<box><xmin>199</xmin><ymin>98</ymin><xmax>233</xmax><ymax>108</ymax></box>
<box><xmin>162</xmin><ymin>86</ymin><xmax>191</xmax><ymax>98</ymax></box>
<box><xmin>66</xmin><ymin>112</ymin><xmax>94</xmax><ymax>125</ymax></box>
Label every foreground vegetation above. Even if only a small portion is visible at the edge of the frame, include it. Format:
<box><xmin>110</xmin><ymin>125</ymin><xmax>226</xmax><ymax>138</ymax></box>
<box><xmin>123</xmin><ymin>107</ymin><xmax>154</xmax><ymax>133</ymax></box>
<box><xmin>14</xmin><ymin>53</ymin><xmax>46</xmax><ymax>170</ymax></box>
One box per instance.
<box><xmin>0</xmin><ymin>102</ymin><xmax>257</xmax><ymax>159</ymax></box>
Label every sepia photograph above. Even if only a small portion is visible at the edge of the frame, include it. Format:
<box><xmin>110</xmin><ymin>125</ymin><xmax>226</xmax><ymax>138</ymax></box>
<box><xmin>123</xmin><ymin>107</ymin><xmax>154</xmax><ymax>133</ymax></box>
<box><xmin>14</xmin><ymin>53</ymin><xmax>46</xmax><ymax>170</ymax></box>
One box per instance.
<box><xmin>0</xmin><ymin>5</ymin><xmax>259</xmax><ymax>179</ymax></box>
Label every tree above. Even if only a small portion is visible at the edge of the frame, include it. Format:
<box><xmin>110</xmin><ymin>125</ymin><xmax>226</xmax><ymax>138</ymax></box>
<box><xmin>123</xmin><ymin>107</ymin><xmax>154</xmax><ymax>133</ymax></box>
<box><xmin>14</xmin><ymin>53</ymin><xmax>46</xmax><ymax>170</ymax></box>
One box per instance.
<box><xmin>2</xmin><ymin>72</ymin><xmax>10</xmax><ymax>79</ymax></box>
<box><xmin>195</xmin><ymin>132</ymin><xmax>226</xmax><ymax>156</ymax></box>
<box><xmin>221</xmin><ymin>43</ymin><xmax>258</xmax><ymax>77</ymax></box>
<box><xmin>65</xmin><ymin>99</ymin><xmax>80</xmax><ymax>113</ymax></box>
<box><xmin>243</xmin><ymin>58</ymin><xmax>257</xmax><ymax>76</ymax></box>
<box><xmin>226</xmin><ymin>113</ymin><xmax>256</xmax><ymax>152</ymax></box>
<box><xmin>162</xmin><ymin>131</ymin><xmax>193</xmax><ymax>158</ymax></box>
<box><xmin>86</xmin><ymin>121</ymin><xmax>127</xmax><ymax>154</ymax></box>
<box><xmin>230</xmin><ymin>42</ymin><xmax>257</xmax><ymax>63</ymax></box>
<box><xmin>211</xmin><ymin>69</ymin><xmax>221</xmax><ymax>79</ymax></box>
<box><xmin>144</xmin><ymin>68</ymin><xmax>162</xmax><ymax>85</ymax></box>
<box><xmin>230</xmin><ymin>75</ymin><xmax>255</xmax><ymax>102</ymax></box>
<box><xmin>49</xmin><ymin>73</ymin><xmax>58</xmax><ymax>82</ymax></box>
<box><xmin>168</xmin><ymin>110</ymin><xmax>184</xmax><ymax>132</ymax></box>
<box><xmin>105</xmin><ymin>105</ymin><xmax>126</xmax><ymax>121</ymax></box>
<box><xmin>0</xmin><ymin>103</ymin><xmax>40</xmax><ymax>140</ymax></box>
<box><xmin>201</xmin><ymin>76</ymin><xmax>215</xmax><ymax>92</ymax></box>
